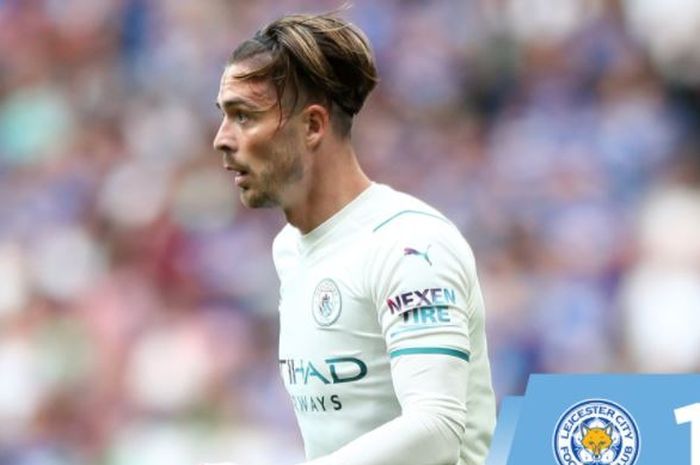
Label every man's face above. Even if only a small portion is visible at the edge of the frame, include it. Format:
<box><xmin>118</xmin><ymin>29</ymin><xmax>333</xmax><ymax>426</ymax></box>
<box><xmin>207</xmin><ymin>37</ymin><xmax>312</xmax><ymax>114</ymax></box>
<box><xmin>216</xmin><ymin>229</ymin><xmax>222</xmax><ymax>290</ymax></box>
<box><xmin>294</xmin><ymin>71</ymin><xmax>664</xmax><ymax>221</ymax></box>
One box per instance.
<box><xmin>213</xmin><ymin>61</ymin><xmax>305</xmax><ymax>209</ymax></box>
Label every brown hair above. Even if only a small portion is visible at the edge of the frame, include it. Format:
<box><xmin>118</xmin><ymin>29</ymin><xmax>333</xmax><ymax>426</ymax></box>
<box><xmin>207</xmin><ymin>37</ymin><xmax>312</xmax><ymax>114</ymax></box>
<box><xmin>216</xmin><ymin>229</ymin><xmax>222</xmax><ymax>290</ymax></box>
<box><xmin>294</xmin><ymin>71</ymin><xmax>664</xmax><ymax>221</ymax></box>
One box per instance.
<box><xmin>228</xmin><ymin>13</ymin><xmax>379</xmax><ymax>136</ymax></box>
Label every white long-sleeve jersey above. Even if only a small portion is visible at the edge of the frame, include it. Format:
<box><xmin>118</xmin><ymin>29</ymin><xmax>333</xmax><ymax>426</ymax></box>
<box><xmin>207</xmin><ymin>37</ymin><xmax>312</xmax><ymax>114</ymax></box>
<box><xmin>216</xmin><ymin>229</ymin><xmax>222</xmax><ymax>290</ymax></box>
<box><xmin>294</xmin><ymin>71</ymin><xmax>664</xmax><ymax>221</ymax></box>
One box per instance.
<box><xmin>272</xmin><ymin>183</ymin><xmax>495</xmax><ymax>465</ymax></box>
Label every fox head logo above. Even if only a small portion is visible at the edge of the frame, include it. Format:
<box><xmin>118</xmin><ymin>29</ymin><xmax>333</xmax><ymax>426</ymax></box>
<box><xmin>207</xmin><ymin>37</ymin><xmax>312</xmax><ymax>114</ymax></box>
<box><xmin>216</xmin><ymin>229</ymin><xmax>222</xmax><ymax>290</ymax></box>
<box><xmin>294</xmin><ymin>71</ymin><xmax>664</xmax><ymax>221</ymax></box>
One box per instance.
<box><xmin>580</xmin><ymin>424</ymin><xmax>614</xmax><ymax>460</ymax></box>
<box><xmin>554</xmin><ymin>399</ymin><xmax>639</xmax><ymax>465</ymax></box>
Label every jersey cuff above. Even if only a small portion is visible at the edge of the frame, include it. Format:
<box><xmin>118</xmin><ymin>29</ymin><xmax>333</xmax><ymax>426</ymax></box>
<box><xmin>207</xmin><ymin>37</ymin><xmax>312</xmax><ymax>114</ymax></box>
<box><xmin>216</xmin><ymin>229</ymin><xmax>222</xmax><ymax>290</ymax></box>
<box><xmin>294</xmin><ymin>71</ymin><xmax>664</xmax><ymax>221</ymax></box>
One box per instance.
<box><xmin>388</xmin><ymin>347</ymin><xmax>470</xmax><ymax>362</ymax></box>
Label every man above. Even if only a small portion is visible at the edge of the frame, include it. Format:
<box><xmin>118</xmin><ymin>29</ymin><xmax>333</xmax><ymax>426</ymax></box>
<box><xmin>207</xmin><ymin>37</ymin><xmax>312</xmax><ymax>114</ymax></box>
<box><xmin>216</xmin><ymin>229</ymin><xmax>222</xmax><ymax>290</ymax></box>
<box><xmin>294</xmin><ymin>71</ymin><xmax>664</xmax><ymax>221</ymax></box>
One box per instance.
<box><xmin>211</xmin><ymin>12</ymin><xmax>495</xmax><ymax>465</ymax></box>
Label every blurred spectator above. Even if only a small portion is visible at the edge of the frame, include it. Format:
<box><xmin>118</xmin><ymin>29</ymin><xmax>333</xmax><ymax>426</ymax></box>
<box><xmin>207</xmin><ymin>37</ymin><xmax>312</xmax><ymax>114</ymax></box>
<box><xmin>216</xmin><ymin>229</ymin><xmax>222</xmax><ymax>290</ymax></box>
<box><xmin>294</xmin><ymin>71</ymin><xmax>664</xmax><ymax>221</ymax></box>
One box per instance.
<box><xmin>620</xmin><ymin>180</ymin><xmax>700</xmax><ymax>372</ymax></box>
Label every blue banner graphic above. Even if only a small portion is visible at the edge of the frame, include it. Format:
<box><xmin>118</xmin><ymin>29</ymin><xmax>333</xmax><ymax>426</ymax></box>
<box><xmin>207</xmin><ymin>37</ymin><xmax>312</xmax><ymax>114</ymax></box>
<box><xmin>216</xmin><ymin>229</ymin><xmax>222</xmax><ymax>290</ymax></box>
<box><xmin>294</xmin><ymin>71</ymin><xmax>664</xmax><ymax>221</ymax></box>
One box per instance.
<box><xmin>486</xmin><ymin>374</ymin><xmax>700</xmax><ymax>465</ymax></box>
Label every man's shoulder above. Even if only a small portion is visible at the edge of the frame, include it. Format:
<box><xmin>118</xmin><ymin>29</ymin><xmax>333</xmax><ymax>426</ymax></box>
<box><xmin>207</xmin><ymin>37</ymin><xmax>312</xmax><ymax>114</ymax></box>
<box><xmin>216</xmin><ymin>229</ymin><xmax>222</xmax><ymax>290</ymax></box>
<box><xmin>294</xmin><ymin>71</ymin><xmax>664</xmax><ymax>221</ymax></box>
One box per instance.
<box><xmin>366</xmin><ymin>185</ymin><xmax>473</xmax><ymax>267</ymax></box>
<box><xmin>371</xmin><ymin>185</ymin><xmax>458</xmax><ymax>238</ymax></box>
<box><xmin>365</xmin><ymin>187</ymin><xmax>479</xmax><ymax>296</ymax></box>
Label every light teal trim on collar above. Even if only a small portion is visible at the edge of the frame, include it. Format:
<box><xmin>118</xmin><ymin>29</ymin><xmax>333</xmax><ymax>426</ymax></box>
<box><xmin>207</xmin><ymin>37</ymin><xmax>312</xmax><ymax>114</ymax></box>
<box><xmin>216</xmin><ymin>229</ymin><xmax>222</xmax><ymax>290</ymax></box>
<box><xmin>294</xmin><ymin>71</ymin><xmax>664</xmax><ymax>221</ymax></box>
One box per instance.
<box><xmin>373</xmin><ymin>210</ymin><xmax>451</xmax><ymax>232</ymax></box>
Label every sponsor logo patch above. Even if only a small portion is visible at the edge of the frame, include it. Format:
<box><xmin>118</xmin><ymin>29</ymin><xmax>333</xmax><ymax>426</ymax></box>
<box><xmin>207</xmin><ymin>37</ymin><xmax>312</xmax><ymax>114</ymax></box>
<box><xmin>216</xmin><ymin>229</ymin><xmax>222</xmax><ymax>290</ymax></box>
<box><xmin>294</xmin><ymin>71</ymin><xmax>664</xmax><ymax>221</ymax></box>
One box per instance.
<box><xmin>386</xmin><ymin>287</ymin><xmax>457</xmax><ymax>315</ymax></box>
<box><xmin>403</xmin><ymin>245</ymin><xmax>432</xmax><ymax>266</ymax></box>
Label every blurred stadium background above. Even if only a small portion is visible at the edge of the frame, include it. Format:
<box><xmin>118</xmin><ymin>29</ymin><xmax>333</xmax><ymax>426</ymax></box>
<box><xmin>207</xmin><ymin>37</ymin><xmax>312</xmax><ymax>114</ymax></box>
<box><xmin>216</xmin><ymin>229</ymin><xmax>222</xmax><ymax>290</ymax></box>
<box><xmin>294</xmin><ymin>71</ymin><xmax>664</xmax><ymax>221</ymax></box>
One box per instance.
<box><xmin>1</xmin><ymin>0</ymin><xmax>699</xmax><ymax>464</ymax></box>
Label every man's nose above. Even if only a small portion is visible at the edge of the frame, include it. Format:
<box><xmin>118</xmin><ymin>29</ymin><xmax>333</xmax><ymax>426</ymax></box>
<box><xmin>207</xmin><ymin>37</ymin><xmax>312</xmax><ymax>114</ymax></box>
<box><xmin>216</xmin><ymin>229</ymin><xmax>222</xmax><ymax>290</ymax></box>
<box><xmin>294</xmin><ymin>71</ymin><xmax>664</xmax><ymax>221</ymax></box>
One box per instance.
<box><xmin>213</xmin><ymin>121</ymin><xmax>234</xmax><ymax>152</ymax></box>
<box><xmin>213</xmin><ymin>122</ymin><xmax>237</xmax><ymax>170</ymax></box>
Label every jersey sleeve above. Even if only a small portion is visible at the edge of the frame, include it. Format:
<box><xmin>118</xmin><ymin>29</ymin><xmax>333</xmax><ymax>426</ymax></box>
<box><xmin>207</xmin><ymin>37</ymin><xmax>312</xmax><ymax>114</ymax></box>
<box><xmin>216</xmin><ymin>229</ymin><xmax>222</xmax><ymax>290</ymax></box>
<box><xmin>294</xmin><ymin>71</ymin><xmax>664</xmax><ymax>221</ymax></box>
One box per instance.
<box><xmin>366</xmin><ymin>215</ymin><xmax>479</xmax><ymax>364</ymax></box>
<box><xmin>299</xmin><ymin>354</ymin><xmax>470</xmax><ymax>465</ymax></box>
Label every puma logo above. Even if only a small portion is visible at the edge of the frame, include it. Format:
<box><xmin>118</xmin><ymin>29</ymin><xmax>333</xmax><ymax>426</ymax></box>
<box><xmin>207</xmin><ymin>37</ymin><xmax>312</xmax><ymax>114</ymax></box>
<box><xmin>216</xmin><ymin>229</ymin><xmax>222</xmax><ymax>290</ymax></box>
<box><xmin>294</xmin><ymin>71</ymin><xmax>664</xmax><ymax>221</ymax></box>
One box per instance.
<box><xmin>580</xmin><ymin>423</ymin><xmax>613</xmax><ymax>461</ymax></box>
<box><xmin>403</xmin><ymin>245</ymin><xmax>432</xmax><ymax>266</ymax></box>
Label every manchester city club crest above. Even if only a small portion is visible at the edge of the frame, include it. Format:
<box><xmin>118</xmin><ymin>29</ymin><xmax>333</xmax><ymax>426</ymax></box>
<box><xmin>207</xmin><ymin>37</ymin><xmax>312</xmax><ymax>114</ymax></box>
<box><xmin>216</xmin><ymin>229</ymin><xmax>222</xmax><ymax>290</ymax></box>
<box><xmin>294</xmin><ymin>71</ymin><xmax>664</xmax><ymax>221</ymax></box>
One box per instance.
<box><xmin>312</xmin><ymin>278</ymin><xmax>342</xmax><ymax>327</ymax></box>
<box><xmin>553</xmin><ymin>399</ymin><xmax>640</xmax><ymax>465</ymax></box>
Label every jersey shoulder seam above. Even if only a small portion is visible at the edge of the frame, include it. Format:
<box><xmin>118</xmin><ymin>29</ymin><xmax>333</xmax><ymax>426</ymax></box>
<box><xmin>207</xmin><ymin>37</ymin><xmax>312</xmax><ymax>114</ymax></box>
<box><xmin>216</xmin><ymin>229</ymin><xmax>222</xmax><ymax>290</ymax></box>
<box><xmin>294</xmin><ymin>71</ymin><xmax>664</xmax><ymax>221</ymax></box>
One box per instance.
<box><xmin>372</xmin><ymin>209</ymin><xmax>453</xmax><ymax>233</ymax></box>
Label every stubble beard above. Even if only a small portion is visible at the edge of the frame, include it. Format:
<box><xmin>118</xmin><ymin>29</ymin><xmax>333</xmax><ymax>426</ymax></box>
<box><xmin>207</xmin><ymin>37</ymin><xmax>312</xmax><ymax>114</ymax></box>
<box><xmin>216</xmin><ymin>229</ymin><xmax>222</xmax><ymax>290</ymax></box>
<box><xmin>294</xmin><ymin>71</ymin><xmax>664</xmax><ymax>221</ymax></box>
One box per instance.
<box><xmin>240</xmin><ymin>149</ymin><xmax>304</xmax><ymax>209</ymax></box>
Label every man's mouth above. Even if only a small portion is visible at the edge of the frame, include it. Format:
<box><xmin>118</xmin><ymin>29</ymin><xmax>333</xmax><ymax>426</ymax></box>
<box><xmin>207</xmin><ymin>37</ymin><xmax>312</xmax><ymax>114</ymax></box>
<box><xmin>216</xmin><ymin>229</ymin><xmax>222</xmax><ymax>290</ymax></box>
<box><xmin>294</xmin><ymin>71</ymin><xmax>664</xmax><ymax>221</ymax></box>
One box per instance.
<box><xmin>234</xmin><ymin>170</ymin><xmax>250</xmax><ymax>187</ymax></box>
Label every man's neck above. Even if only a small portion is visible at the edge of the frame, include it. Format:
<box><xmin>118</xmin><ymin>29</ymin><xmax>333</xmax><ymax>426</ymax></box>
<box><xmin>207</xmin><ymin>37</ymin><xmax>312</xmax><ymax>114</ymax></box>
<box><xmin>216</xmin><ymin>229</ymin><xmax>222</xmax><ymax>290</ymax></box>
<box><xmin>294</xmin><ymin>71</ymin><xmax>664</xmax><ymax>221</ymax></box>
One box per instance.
<box><xmin>283</xmin><ymin>145</ymin><xmax>371</xmax><ymax>235</ymax></box>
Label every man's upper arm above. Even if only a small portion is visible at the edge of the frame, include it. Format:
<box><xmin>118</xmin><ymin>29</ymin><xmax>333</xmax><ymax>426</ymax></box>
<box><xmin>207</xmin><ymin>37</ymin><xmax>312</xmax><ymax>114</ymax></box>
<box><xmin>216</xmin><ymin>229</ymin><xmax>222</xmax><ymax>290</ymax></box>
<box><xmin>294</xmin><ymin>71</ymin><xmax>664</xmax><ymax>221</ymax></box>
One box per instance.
<box><xmin>367</xmin><ymin>215</ymin><xmax>477</xmax><ymax>364</ymax></box>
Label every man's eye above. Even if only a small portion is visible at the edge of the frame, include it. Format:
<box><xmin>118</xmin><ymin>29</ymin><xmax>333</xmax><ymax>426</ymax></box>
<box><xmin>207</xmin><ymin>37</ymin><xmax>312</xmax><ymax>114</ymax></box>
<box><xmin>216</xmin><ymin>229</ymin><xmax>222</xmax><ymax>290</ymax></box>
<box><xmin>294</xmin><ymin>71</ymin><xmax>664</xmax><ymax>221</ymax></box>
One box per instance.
<box><xmin>235</xmin><ymin>111</ymin><xmax>249</xmax><ymax>123</ymax></box>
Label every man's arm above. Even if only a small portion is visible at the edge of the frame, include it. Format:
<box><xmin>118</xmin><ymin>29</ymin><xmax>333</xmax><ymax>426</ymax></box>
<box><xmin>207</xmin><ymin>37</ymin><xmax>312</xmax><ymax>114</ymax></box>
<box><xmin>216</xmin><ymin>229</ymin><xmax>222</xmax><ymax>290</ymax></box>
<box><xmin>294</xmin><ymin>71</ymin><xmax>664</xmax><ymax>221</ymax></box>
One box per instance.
<box><xmin>300</xmin><ymin>353</ymin><xmax>469</xmax><ymax>465</ymax></box>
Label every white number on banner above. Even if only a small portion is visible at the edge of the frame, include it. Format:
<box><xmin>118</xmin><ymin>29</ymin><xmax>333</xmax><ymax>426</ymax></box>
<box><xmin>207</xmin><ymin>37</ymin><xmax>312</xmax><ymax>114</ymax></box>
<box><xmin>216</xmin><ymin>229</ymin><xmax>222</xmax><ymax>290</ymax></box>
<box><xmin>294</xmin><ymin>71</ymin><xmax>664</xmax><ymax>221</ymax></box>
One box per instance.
<box><xmin>675</xmin><ymin>403</ymin><xmax>700</xmax><ymax>465</ymax></box>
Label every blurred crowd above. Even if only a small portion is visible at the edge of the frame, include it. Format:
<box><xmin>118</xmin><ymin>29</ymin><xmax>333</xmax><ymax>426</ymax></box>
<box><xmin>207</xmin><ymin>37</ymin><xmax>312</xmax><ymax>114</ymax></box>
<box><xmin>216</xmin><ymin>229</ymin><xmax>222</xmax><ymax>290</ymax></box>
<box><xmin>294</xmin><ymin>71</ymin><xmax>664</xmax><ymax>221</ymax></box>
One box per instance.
<box><xmin>1</xmin><ymin>1</ymin><xmax>699</xmax><ymax>464</ymax></box>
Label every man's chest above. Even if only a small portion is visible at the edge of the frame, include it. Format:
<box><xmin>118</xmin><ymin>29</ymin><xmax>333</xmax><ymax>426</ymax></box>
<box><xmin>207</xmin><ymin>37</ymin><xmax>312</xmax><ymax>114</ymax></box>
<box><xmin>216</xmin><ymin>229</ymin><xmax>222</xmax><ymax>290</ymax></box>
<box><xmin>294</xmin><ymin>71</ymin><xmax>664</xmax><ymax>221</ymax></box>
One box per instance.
<box><xmin>277</xmin><ymin>251</ymin><xmax>382</xmax><ymax>357</ymax></box>
<box><xmin>275</xmin><ymin>249</ymin><xmax>396</xmax><ymax>421</ymax></box>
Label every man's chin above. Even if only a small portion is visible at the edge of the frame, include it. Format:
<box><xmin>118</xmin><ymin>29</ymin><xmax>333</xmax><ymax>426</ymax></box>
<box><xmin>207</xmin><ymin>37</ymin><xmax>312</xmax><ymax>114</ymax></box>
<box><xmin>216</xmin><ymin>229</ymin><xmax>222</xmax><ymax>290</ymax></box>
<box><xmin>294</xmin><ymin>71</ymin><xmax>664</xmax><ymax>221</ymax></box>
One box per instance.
<box><xmin>239</xmin><ymin>189</ymin><xmax>277</xmax><ymax>209</ymax></box>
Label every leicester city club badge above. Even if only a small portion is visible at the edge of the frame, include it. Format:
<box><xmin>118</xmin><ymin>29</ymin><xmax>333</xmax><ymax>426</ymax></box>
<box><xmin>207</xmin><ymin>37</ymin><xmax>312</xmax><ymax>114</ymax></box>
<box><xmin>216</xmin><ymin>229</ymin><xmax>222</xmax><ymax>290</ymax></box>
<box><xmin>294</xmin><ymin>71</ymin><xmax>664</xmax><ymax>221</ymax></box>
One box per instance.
<box><xmin>553</xmin><ymin>399</ymin><xmax>640</xmax><ymax>465</ymax></box>
<box><xmin>312</xmin><ymin>278</ymin><xmax>342</xmax><ymax>327</ymax></box>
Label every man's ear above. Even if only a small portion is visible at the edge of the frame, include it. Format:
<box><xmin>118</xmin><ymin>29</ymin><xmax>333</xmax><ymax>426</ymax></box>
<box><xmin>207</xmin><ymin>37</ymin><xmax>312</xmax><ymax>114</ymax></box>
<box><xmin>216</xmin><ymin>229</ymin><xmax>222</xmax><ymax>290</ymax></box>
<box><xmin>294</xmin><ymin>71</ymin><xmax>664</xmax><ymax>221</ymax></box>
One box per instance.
<box><xmin>303</xmin><ymin>104</ymin><xmax>330</xmax><ymax>149</ymax></box>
